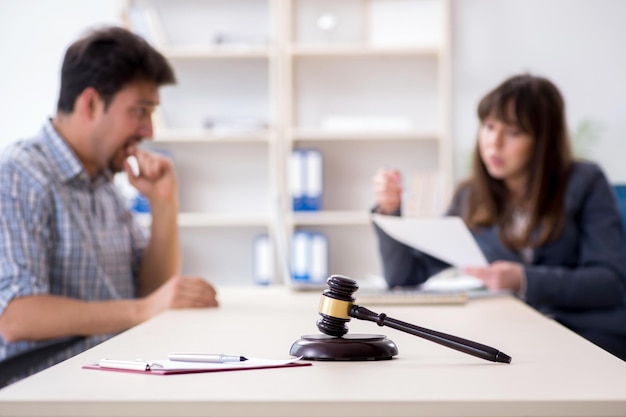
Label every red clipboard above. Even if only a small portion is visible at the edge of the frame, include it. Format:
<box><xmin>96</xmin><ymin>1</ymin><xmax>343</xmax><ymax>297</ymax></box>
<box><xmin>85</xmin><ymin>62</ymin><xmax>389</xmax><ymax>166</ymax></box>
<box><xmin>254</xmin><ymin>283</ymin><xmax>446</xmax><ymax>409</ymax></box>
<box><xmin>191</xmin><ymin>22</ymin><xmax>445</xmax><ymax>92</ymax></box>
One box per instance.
<box><xmin>82</xmin><ymin>360</ymin><xmax>311</xmax><ymax>375</ymax></box>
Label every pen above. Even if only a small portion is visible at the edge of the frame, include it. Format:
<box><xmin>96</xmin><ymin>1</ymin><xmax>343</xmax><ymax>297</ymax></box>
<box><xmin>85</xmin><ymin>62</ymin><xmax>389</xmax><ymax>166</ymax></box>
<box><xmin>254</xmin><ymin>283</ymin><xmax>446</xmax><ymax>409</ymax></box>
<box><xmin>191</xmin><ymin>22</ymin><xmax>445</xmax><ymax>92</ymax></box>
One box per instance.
<box><xmin>99</xmin><ymin>359</ymin><xmax>150</xmax><ymax>371</ymax></box>
<box><xmin>168</xmin><ymin>353</ymin><xmax>248</xmax><ymax>363</ymax></box>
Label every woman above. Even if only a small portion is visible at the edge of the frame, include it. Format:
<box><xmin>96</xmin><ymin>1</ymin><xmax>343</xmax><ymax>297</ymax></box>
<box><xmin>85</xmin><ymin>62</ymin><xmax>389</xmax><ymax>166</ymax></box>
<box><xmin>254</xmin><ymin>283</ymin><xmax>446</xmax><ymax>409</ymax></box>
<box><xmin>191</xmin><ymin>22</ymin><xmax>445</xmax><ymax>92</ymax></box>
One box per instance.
<box><xmin>372</xmin><ymin>74</ymin><xmax>626</xmax><ymax>360</ymax></box>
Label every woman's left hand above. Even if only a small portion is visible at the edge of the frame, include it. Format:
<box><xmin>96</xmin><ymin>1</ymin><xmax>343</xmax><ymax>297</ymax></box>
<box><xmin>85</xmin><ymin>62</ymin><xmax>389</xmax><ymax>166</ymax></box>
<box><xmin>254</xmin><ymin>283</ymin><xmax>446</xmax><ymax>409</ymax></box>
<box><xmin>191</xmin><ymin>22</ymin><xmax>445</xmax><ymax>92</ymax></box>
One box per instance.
<box><xmin>464</xmin><ymin>261</ymin><xmax>525</xmax><ymax>292</ymax></box>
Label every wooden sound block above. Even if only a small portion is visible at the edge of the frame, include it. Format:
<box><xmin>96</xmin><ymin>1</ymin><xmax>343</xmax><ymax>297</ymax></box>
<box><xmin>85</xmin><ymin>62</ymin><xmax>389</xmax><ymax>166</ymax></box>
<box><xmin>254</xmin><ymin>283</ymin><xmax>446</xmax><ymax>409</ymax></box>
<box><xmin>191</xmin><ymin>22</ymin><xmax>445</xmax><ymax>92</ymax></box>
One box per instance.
<box><xmin>290</xmin><ymin>334</ymin><xmax>399</xmax><ymax>361</ymax></box>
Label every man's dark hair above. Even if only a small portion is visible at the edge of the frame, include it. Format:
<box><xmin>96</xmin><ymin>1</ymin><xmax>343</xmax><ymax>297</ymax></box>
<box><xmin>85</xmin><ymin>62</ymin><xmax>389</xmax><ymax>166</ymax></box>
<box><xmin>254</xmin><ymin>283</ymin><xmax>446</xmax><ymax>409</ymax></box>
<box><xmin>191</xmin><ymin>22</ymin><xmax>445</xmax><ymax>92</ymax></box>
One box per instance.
<box><xmin>57</xmin><ymin>25</ymin><xmax>176</xmax><ymax>112</ymax></box>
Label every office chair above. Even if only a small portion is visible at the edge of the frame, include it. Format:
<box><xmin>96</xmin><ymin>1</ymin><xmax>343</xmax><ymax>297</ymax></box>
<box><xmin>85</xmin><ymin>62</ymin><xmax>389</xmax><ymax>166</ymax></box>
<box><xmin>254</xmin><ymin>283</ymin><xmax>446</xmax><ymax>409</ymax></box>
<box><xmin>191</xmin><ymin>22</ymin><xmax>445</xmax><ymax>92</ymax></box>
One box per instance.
<box><xmin>613</xmin><ymin>185</ymin><xmax>626</xmax><ymax>270</ymax></box>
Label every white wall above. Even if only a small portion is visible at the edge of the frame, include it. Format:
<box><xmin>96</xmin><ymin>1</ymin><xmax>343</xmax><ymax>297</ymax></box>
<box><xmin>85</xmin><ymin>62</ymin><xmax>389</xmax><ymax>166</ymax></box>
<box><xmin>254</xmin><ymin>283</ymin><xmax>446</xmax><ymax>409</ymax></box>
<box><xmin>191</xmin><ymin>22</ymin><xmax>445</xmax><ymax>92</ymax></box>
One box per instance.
<box><xmin>1</xmin><ymin>0</ymin><xmax>625</xmax><ymax>182</ymax></box>
<box><xmin>451</xmin><ymin>0</ymin><xmax>626</xmax><ymax>183</ymax></box>
<box><xmin>0</xmin><ymin>0</ymin><xmax>123</xmax><ymax>150</ymax></box>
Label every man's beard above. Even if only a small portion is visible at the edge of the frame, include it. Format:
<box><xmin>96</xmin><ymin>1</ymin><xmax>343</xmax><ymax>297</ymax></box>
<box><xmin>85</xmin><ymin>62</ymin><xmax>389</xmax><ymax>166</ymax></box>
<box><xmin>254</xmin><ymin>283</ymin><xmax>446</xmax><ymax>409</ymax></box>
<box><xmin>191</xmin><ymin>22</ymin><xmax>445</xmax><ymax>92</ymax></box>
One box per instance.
<box><xmin>109</xmin><ymin>137</ymin><xmax>142</xmax><ymax>173</ymax></box>
<box><xmin>108</xmin><ymin>152</ymin><xmax>127</xmax><ymax>174</ymax></box>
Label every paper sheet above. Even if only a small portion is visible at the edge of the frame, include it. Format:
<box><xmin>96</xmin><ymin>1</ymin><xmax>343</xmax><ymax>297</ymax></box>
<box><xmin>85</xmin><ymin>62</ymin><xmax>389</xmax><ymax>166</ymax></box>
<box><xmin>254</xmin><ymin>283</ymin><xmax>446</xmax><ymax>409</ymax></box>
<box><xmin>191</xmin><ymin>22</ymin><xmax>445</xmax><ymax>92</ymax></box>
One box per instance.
<box><xmin>372</xmin><ymin>214</ymin><xmax>488</xmax><ymax>268</ymax></box>
<box><xmin>147</xmin><ymin>357</ymin><xmax>303</xmax><ymax>371</ymax></box>
<box><xmin>85</xmin><ymin>357</ymin><xmax>310</xmax><ymax>375</ymax></box>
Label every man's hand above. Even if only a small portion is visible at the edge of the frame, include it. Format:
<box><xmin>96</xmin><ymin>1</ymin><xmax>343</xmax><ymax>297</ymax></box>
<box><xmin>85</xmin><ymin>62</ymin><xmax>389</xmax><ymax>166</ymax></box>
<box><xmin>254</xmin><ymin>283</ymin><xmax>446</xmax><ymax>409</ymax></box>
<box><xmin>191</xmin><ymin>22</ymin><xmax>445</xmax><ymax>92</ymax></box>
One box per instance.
<box><xmin>372</xmin><ymin>168</ymin><xmax>402</xmax><ymax>214</ymax></box>
<box><xmin>141</xmin><ymin>276</ymin><xmax>219</xmax><ymax>320</ymax></box>
<box><xmin>125</xmin><ymin>150</ymin><xmax>177</xmax><ymax>209</ymax></box>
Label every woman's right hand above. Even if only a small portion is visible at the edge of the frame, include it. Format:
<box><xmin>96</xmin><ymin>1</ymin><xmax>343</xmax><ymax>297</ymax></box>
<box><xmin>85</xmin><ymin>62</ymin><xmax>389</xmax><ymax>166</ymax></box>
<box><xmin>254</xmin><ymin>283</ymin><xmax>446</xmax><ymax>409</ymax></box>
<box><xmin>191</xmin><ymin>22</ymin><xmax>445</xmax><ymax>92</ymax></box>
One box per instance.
<box><xmin>372</xmin><ymin>168</ymin><xmax>402</xmax><ymax>214</ymax></box>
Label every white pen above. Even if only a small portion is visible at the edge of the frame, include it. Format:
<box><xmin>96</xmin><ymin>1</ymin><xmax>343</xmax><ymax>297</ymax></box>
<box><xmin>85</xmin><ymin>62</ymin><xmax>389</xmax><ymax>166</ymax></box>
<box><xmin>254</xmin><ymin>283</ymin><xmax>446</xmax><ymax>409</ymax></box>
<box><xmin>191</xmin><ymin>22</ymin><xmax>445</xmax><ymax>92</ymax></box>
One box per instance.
<box><xmin>168</xmin><ymin>353</ymin><xmax>248</xmax><ymax>363</ymax></box>
<box><xmin>99</xmin><ymin>359</ymin><xmax>150</xmax><ymax>371</ymax></box>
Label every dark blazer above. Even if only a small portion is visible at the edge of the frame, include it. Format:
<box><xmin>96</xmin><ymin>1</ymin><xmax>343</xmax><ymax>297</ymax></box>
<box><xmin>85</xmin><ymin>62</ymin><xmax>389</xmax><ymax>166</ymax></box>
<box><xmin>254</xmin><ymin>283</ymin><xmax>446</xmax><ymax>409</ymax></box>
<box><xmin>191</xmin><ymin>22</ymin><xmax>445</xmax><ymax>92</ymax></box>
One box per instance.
<box><xmin>373</xmin><ymin>161</ymin><xmax>626</xmax><ymax>339</ymax></box>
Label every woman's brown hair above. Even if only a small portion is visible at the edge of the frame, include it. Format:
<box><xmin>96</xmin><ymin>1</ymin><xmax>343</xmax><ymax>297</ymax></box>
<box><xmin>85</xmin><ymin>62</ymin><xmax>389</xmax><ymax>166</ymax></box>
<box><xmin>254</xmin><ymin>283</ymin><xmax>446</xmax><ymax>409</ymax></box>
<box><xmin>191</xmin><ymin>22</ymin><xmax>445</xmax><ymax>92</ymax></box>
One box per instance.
<box><xmin>463</xmin><ymin>74</ymin><xmax>573</xmax><ymax>249</ymax></box>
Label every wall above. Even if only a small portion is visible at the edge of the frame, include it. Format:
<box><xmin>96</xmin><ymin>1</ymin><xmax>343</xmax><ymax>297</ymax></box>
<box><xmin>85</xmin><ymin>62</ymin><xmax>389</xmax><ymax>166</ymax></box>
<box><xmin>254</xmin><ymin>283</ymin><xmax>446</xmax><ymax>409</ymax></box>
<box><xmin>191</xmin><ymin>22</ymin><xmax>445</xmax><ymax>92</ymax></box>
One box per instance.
<box><xmin>451</xmin><ymin>0</ymin><xmax>626</xmax><ymax>183</ymax></box>
<box><xmin>1</xmin><ymin>0</ymin><xmax>625</xmax><ymax>179</ymax></box>
<box><xmin>0</xmin><ymin>0</ymin><xmax>123</xmax><ymax>150</ymax></box>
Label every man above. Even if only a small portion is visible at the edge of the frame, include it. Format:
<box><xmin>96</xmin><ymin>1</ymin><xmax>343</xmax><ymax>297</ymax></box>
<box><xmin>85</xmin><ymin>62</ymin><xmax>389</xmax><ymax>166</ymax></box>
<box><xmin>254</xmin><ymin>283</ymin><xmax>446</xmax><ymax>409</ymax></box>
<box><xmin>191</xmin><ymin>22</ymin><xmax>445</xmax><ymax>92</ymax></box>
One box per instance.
<box><xmin>0</xmin><ymin>26</ymin><xmax>219</xmax><ymax>387</ymax></box>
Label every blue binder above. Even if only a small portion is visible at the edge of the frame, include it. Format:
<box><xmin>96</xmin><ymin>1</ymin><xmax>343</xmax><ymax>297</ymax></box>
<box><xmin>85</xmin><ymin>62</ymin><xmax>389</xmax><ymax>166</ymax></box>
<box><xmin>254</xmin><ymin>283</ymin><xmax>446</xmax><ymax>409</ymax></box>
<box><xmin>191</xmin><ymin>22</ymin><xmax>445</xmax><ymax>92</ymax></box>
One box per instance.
<box><xmin>291</xmin><ymin>149</ymin><xmax>323</xmax><ymax>211</ymax></box>
<box><xmin>291</xmin><ymin>231</ymin><xmax>310</xmax><ymax>282</ymax></box>
<box><xmin>290</xmin><ymin>150</ymin><xmax>307</xmax><ymax>211</ymax></box>
<box><xmin>290</xmin><ymin>230</ymin><xmax>328</xmax><ymax>284</ymax></box>
<box><xmin>303</xmin><ymin>149</ymin><xmax>323</xmax><ymax>211</ymax></box>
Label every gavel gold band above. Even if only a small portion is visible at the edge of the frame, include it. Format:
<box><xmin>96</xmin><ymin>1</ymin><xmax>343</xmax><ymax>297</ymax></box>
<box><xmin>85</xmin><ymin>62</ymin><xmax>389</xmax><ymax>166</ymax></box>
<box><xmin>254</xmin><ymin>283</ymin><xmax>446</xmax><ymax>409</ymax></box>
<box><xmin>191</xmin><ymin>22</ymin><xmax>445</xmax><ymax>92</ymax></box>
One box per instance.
<box><xmin>318</xmin><ymin>294</ymin><xmax>353</xmax><ymax>319</ymax></box>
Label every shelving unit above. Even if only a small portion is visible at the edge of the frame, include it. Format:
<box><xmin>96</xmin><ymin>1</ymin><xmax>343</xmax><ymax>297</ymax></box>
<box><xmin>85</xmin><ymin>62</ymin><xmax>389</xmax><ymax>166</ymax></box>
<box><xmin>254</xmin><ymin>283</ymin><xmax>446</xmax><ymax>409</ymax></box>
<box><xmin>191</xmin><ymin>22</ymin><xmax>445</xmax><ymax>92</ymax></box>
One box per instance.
<box><xmin>282</xmin><ymin>0</ymin><xmax>452</xmax><ymax>281</ymax></box>
<box><xmin>123</xmin><ymin>0</ymin><xmax>451</xmax><ymax>286</ymax></box>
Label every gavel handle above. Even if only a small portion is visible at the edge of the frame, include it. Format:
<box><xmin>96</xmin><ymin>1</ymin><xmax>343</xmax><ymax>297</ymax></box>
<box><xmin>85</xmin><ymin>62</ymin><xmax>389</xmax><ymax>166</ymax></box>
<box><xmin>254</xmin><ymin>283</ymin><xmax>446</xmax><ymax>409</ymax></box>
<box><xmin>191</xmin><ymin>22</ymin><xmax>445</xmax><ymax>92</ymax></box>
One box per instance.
<box><xmin>350</xmin><ymin>305</ymin><xmax>511</xmax><ymax>363</ymax></box>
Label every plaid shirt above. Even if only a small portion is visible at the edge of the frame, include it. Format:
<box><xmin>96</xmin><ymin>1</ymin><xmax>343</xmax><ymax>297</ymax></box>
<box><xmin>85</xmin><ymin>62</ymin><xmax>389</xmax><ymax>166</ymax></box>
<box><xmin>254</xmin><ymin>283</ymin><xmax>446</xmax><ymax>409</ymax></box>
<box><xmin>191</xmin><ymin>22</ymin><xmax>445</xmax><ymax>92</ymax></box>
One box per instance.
<box><xmin>0</xmin><ymin>120</ymin><xmax>147</xmax><ymax>382</ymax></box>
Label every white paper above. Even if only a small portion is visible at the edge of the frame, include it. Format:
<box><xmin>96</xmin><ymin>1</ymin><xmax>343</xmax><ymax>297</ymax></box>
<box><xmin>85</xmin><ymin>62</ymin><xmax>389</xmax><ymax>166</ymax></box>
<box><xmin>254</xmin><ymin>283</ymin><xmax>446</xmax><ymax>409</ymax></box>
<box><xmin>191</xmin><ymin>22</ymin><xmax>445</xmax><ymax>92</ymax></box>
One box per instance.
<box><xmin>149</xmin><ymin>357</ymin><xmax>303</xmax><ymax>370</ymax></box>
<box><xmin>98</xmin><ymin>357</ymin><xmax>303</xmax><ymax>371</ymax></box>
<box><xmin>419</xmin><ymin>273</ymin><xmax>485</xmax><ymax>292</ymax></box>
<box><xmin>372</xmin><ymin>214</ymin><xmax>488</xmax><ymax>267</ymax></box>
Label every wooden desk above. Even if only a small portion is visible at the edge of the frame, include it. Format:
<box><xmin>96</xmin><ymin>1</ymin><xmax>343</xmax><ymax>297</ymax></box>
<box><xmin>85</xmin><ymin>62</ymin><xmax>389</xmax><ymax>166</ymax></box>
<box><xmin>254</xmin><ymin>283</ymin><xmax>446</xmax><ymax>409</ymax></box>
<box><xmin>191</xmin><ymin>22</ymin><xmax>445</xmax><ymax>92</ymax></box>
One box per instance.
<box><xmin>1</xmin><ymin>287</ymin><xmax>625</xmax><ymax>417</ymax></box>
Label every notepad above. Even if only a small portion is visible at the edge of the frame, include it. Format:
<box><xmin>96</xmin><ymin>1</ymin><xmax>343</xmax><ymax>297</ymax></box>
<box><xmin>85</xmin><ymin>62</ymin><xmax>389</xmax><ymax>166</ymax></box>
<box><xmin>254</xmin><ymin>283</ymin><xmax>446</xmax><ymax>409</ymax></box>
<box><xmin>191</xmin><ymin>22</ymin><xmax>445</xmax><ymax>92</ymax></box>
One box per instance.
<box><xmin>83</xmin><ymin>357</ymin><xmax>310</xmax><ymax>375</ymax></box>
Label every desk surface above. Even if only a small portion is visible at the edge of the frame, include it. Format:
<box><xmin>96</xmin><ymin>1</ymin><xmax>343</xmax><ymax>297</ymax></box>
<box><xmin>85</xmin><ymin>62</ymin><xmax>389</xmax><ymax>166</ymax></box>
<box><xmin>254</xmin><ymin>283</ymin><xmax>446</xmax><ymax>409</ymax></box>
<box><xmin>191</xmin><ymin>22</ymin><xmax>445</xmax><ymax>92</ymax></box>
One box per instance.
<box><xmin>1</xmin><ymin>287</ymin><xmax>625</xmax><ymax>417</ymax></box>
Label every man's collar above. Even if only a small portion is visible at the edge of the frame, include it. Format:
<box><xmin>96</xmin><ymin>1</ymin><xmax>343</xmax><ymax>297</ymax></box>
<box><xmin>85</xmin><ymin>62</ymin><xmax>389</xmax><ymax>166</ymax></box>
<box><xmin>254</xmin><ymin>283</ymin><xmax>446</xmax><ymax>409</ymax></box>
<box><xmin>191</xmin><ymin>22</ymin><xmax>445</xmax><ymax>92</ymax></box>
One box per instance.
<box><xmin>42</xmin><ymin>119</ymin><xmax>113</xmax><ymax>186</ymax></box>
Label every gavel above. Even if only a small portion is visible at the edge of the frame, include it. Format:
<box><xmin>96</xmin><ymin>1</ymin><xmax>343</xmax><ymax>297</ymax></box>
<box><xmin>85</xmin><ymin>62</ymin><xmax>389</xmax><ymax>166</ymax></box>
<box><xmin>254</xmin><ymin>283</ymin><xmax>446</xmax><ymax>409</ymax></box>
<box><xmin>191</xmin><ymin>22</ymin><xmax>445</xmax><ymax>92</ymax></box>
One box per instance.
<box><xmin>313</xmin><ymin>274</ymin><xmax>511</xmax><ymax>363</ymax></box>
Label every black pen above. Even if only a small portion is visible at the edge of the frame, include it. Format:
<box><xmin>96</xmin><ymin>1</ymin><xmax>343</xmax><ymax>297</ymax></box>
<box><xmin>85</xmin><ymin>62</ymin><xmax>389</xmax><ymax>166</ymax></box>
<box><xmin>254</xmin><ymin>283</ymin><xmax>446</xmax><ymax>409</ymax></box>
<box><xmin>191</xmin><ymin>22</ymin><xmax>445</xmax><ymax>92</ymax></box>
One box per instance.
<box><xmin>168</xmin><ymin>353</ymin><xmax>248</xmax><ymax>363</ymax></box>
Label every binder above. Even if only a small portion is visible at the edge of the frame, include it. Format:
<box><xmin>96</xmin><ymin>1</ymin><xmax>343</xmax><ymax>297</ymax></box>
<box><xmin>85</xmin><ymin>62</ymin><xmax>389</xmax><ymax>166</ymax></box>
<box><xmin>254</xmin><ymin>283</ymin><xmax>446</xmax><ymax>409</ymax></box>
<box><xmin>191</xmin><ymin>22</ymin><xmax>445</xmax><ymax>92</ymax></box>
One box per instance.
<box><xmin>291</xmin><ymin>231</ymin><xmax>310</xmax><ymax>282</ymax></box>
<box><xmin>290</xmin><ymin>231</ymin><xmax>329</xmax><ymax>284</ymax></box>
<box><xmin>303</xmin><ymin>149</ymin><xmax>323</xmax><ymax>211</ymax></box>
<box><xmin>290</xmin><ymin>150</ymin><xmax>306</xmax><ymax>211</ymax></box>
<box><xmin>253</xmin><ymin>234</ymin><xmax>273</xmax><ymax>285</ymax></box>
<box><xmin>290</xmin><ymin>149</ymin><xmax>323</xmax><ymax>211</ymax></box>
<box><xmin>309</xmin><ymin>233</ymin><xmax>328</xmax><ymax>284</ymax></box>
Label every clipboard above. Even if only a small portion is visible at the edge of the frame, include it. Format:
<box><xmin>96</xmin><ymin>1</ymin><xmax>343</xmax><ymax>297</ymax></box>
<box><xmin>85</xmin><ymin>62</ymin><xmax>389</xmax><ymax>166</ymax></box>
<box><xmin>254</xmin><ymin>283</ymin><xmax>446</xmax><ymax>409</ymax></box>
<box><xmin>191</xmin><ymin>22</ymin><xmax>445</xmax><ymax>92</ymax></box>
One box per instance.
<box><xmin>83</xmin><ymin>357</ymin><xmax>311</xmax><ymax>375</ymax></box>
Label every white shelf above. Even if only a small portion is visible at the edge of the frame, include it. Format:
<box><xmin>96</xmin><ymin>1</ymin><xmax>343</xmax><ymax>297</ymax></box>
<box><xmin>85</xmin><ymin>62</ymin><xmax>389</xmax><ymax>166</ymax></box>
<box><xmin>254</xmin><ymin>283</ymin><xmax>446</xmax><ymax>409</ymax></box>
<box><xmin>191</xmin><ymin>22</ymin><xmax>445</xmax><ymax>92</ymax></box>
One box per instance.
<box><xmin>125</xmin><ymin>0</ymin><xmax>451</xmax><ymax>286</ymax></box>
<box><xmin>179</xmin><ymin>212</ymin><xmax>269</xmax><ymax>228</ymax></box>
<box><xmin>154</xmin><ymin>129</ymin><xmax>273</xmax><ymax>143</ymax></box>
<box><xmin>291</xmin><ymin>210</ymin><xmax>372</xmax><ymax>226</ymax></box>
<box><xmin>136</xmin><ymin>212</ymin><xmax>270</xmax><ymax>228</ymax></box>
<box><xmin>289</xmin><ymin>128</ymin><xmax>439</xmax><ymax>142</ymax></box>
<box><xmin>289</xmin><ymin>44</ymin><xmax>440</xmax><ymax>57</ymax></box>
<box><xmin>161</xmin><ymin>45</ymin><xmax>272</xmax><ymax>59</ymax></box>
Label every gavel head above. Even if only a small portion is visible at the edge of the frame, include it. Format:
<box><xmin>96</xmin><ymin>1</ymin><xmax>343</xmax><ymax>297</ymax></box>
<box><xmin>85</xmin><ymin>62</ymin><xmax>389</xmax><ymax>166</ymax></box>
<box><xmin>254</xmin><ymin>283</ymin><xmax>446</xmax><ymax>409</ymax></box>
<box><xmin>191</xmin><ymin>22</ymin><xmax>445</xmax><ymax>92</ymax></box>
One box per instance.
<box><xmin>316</xmin><ymin>275</ymin><xmax>359</xmax><ymax>337</ymax></box>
